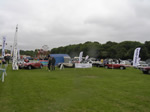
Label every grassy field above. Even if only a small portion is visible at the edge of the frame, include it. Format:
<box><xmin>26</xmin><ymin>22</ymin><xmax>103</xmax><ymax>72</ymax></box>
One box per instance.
<box><xmin>0</xmin><ymin>65</ymin><xmax>150</xmax><ymax>112</ymax></box>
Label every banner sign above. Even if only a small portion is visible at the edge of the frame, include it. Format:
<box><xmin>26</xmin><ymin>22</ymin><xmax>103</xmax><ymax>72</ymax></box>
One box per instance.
<box><xmin>12</xmin><ymin>25</ymin><xmax>18</xmax><ymax>70</ymax></box>
<box><xmin>10</xmin><ymin>45</ymin><xmax>13</xmax><ymax>57</ymax></box>
<box><xmin>133</xmin><ymin>47</ymin><xmax>141</xmax><ymax>67</ymax></box>
<box><xmin>75</xmin><ymin>63</ymin><xmax>92</xmax><ymax>68</ymax></box>
<box><xmin>18</xmin><ymin>49</ymin><xmax>20</xmax><ymax>60</ymax></box>
<box><xmin>79</xmin><ymin>51</ymin><xmax>83</xmax><ymax>63</ymax></box>
<box><xmin>2</xmin><ymin>37</ymin><xmax>6</xmax><ymax>57</ymax></box>
<box><xmin>85</xmin><ymin>55</ymin><xmax>89</xmax><ymax>60</ymax></box>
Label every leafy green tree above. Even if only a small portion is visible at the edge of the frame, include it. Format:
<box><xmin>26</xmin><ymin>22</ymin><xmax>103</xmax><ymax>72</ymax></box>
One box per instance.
<box><xmin>50</xmin><ymin>41</ymin><xmax>149</xmax><ymax>60</ymax></box>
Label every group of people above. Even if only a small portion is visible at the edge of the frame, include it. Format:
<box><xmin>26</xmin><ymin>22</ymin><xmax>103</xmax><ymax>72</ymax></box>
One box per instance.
<box><xmin>48</xmin><ymin>56</ymin><xmax>56</xmax><ymax>71</ymax></box>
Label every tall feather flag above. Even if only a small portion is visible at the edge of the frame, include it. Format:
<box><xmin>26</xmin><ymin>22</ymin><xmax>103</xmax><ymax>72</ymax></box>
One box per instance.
<box><xmin>85</xmin><ymin>55</ymin><xmax>89</xmax><ymax>60</ymax></box>
<box><xmin>133</xmin><ymin>47</ymin><xmax>141</xmax><ymax>67</ymax></box>
<box><xmin>2</xmin><ymin>36</ymin><xmax>6</xmax><ymax>57</ymax></box>
<box><xmin>18</xmin><ymin>49</ymin><xmax>20</xmax><ymax>60</ymax></box>
<box><xmin>79</xmin><ymin>51</ymin><xmax>83</xmax><ymax>63</ymax></box>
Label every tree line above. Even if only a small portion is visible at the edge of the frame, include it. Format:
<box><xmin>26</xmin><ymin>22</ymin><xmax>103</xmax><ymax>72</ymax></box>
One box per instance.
<box><xmin>1</xmin><ymin>41</ymin><xmax>150</xmax><ymax>60</ymax></box>
<box><xmin>51</xmin><ymin>41</ymin><xmax>150</xmax><ymax>60</ymax></box>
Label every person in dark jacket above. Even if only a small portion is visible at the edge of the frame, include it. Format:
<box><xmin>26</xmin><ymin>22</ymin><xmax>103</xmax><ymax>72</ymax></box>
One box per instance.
<box><xmin>48</xmin><ymin>56</ymin><xmax>52</xmax><ymax>71</ymax></box>
<box><xmin>51</xmin><ymin>57</ymin><xmax>56</xmax><ymax>70</ymax></box>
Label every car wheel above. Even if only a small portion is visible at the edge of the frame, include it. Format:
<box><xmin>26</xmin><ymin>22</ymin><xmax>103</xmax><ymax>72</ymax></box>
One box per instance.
<box><xmin>143</xmin><ymin>71</ymin><xmax>148</xmax><ymax>74</ymax></box>
<box><xmin>105</xmin><ymin>66</ymin><xmax>108</xmax><ymax>69</ymax></box>
<box><xmin>28</xmin><ymin>66</ymin><xmax>32</xmax><ymax>70</ymax></box>
<box><xmin>120</xmin><ymin>66</ymin><xmax>124</xmax><ymax>70</ymax></box>
<box><xmin>148</xmin><ymin>70</ymin><xmax>150</xmax><ymax>74</ymax></box>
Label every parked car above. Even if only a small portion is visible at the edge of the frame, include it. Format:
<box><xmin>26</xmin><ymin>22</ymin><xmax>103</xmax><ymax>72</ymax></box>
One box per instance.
<box><xmin>19</xmin><ymin>60</ymin><xmax>43</xmax><ymax>69</ymax></box>
<box><xmin>104</xmin><ymin>63</ymin><xmax>126</xmax><ymax>70</ymax></box>
<box><xmin>141</xmin><ymin>66</ymin><xmax>150</xmax><ymax>74</ymax></box>
<box><xmin>90</xmin><ymin>61</ymin><xmax>104</xmax><ymax>67</ymax></box>
<box><xmin>17</xmin><ymin>59</ymin><xmax>24</xmax><ymax>65</ymax></box>
<box><xmin>71</xmin><ymin>58</ymin><xmax>79</xmax><ymax>63</ymax></box>
<box><xmin>136</xmin><ymin>61</ymin><xmax>148</xmax><ymax>69</ymax></box>
<box><xmin>86</xmin><ymin>58</ymin><xmax>102</xmax><ymax>67</ymax></box>
<box><xmin>58</xmin><ymin>63</ymin><xmax>75</xmax><ymax>68</ymax></box>
<box><xmin>137</xmin><ymin>64</ymin><xmax>149</xmax><ymax>70</ymax></box>
<box><xmin>120</xmin><ymin>60</ymin><xmax>131</xmax><ymax>67</ymax></box>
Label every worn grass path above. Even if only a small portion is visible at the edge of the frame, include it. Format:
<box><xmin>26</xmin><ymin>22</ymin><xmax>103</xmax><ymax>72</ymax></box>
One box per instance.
<box><xmin>0</xmin><ymin>65</ymin><xmax>150</xmax><ymax>112</ymax></box>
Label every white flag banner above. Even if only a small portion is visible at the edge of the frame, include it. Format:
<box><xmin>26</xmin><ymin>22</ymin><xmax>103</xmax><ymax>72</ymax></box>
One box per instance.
<box><xmin>79</xmin><ymin>51</ymin><xmax>83</xmax><ymax>63</ymax></box>
<box><xmin>2</xmin><ymin>37</ymin><xmax>6</xmax><ymax>57</ymax></box>
<box><xmin>85</xmin><ymin>55</ymin><xmax>89</xmax><ymax>60</ymax></box>
<box><xmin>10</xmin><ymin>45</ymin><xmax>13</xmax><ymax>57</ymax></box>
<box><xmin>133</xmin><ymin>47</ymin><xmax>141</xmax><ymax>67</ymax></box>
<box><xmin>12</xmin><ymin>25</ymin><xmax>19</xmax><ymax>70</ymax></box>
<box><xmin>75</xmin><ymin>63</ymin><xmax>92</xmax><ymax>68</ymax></box>
<box><xmin>18</xmin><ymin>49</ymin><xmax>20</xmax><ymax>60</ymax></box>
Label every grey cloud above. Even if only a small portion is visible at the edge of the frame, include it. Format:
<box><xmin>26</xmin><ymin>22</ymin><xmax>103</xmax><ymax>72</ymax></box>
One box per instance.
<box><xmin>0</xmin><ymin>0</ymin><xmax>150</xmax><ymax>50</ymax></box>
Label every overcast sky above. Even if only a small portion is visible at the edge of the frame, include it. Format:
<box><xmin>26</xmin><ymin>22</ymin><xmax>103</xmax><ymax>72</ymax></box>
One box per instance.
<box><xmin>0</xmin><ymin>0</ymin><xmax>150</xmax><ymax>50</ymax></box>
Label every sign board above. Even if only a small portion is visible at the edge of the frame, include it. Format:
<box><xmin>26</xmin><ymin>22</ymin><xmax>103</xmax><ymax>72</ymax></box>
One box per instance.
<box><xmin>75</xmin><ymin>63</ymin><xmax>92</xmax><ymax>68</ymax></box>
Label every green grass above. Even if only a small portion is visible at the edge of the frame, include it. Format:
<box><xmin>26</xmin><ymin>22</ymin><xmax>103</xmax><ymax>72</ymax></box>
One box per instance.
<box><xmin>0</xmin><ymin>65</ymin><xmax>150</xmax><ymax>112</ymax></box>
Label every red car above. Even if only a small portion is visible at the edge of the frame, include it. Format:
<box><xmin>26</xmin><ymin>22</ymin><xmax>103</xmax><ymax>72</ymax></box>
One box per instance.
<box><xmin>104</xmin><ymin>64</ymin><xmax>126</xmax><ymax>70</ymax></box>
<box><xmin>19</xmin><ymin>60</ymin><xmax>43</xmax><ymax>70</ymax></box>
<box><xmin>141</xmin><ymin>66</ymin><xmax>150</xmax><ymax>74</ymax></box>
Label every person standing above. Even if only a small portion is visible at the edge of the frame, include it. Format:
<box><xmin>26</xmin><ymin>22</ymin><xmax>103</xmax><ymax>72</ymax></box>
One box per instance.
<box><xmin>52</xmin><ymin>57</ymin><xmax>56</xmax><ymax>70</ymax></box>
<box><xmin>48</xmin><ymin>56</ymin><xmax>52</xmax><ymax>71</ymax></box>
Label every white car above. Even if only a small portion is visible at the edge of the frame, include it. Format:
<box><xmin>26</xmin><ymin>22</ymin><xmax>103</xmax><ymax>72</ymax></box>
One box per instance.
<box><xmin>136</xmin><ymin>61</ymin><xmax>148</xmax><ymax>69</ymax></box>
<box><xmin>120</xmin><ymin>60</ymin><xmax>131</xmax><ymax>67</ymax></box>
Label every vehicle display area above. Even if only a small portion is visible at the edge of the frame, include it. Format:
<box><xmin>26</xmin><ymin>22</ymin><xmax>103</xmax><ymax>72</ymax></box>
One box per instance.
<box><xmin>18</xmin><ymin>60</ymin><xmax>43</xmax><ymax>70</ymax></box>
<box><xmin>104</xmin><ymin>64</ymin><xmax>126</xmax><ymax>70</ymax></box>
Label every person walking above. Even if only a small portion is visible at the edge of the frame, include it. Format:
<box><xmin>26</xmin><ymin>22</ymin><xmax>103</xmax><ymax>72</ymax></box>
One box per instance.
<box><xmin>52</xmin><ymin>57</ymin><xmax>56</xmax><ymax>70</ymax></box>
<box><xmin>48</xmin><ymin>56</ymin><xmax>52</xmax><ymax>71</ymax></box>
